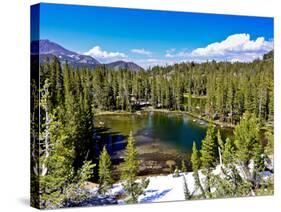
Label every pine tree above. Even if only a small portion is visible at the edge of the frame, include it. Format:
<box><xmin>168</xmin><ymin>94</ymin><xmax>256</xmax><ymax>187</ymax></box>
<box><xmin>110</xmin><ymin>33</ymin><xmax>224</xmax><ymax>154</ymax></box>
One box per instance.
<box><xmin>38</xmin><ymin>65</ymin><xmax>96</xmax><ymax>209</ymax></box>
<box><xmin>252</xmin><ymin>142</ymin><xmax>265</xmax><ymax>188</ymax></box>
<box><xmin>234</xmin><ymin>112</ymin><xmax>260</xmax><ymax>179</ymax></box>
<box><xmin>268</xmin><ymin>79</ymin><xmax>274</xmax><ymax>124</ymax></box>
<box><xmin>222</xmin><ymin>137</ymin><xmax>235</xmax><ymax>166</ymax></box>
<box><xmin>121</xmin><ymin>132</ymin><xmax>149</xmax><ymax>203</ymax></box>
<box><xmin>39</xmin><ymin>83</ymin><xmax>95</xmax><ymax>208</ymax></box>
<box><xmin>191</xmin><ymin>142</ymin><xmax>200</xmax><ymax>172</ymax></box>
<box><xmin>98</xmin><ymin>146</ymin><xmax>113</xmax><ymax>195</ymax></box>
<box><xmin>181</xmin><ymin>160</ymin><xmax>187</xmax><ymax>173</ymax></box>
<box><xmin>200</xmin><ymin>124</ymin><xmax>217</xmax><ymax>196</ymax></box>
<box><xmin>31</xmin><ymin>79</ymin><xmax>40</xmax><ymax>207</ymax></box>
<box><xmin>201</xmin><ymin>124</ymin><xmax>217</xmax><ymax>169</ymax></box>
<box><xmin>33</xmin><ymin>51</ymin><xmax>274</xmax><ymax>207</ymax></box>
<box><xmin>191</xmin><ymin>142</ymin><xmax>205</xmax><ymax>198</ymax></box>
<box><xmin>233</xmin><ymin>112</ymin><xmax>263</xmax><ymax>196</ymax></box>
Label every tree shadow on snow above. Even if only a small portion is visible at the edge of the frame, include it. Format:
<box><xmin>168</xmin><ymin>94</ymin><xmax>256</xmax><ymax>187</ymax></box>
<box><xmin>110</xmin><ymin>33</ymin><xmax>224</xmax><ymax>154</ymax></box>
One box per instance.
<box><xmin>140</xmin><ymin>189</ymin><xmax>172</xmax><ymax>203</ymax></box>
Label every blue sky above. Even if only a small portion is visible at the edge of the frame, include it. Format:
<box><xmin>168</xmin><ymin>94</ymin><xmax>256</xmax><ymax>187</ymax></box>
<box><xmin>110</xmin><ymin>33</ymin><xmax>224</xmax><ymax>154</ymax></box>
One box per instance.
<box><xmin>37</xmin><ymin>3</ymin><xmax>274</xmax><ymax>68</ymax></box>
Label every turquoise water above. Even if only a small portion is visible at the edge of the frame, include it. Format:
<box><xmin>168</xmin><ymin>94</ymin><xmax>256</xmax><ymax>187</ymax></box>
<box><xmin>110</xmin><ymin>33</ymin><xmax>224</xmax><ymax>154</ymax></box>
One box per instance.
<box><xmin>92</xmin><ymin>111</ymin><xmax>234</xmax><ymax>176</ymax></box>
<box><xmin>95</xmin><ymin>112</ymin><xmax>231</xmax><ymax>158</ymax></box>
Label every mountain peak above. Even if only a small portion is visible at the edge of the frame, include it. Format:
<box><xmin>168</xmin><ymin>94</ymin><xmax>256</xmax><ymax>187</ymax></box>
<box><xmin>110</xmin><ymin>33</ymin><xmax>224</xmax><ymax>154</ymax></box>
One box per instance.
<box><xmin>106</xmin><ymin>60</ymin><xmax>143</xmax><ymax>71</ymax></box>
<box><xmin>31</xmin><ymin>39</ymin><xmax>144</xmax><ymax>71</ymax></box>
<box><xmin>31</xmin><ymin>39</ymin><xmax>100</xmax><ymax>68</ymax></box>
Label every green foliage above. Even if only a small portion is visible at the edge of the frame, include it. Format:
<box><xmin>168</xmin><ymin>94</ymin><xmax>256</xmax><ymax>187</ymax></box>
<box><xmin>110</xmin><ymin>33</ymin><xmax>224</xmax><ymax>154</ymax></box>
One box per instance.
<box><xmin>181</xmin><ymin>160</ymin><xmax>187</xmax><ymax>173</ymax></box>
<box><xmin>40</xmin><ymin>55</ymin><xmax>274</xmax><ymax>126</ymax></box>
<box><xmin>234</xmin><ymin>112</ymin><xmax>260</xmax><ymax>167</ymax></box>
<box><xmin>98</xmin><ymin>146</ymin><xmax>113</xmax><ymax>195</ymax></box>
<box><xmin>191</xmin><ymin>142</ymin><xmax>200</xmax><ymax>172</ymax></box>
<box><xmin>191</xmin><ymin>142</ymin><xmax>206</xmax><ymax>198</ymax></box>
<box><xmin>209</xmin><ymin>167</ymin><xmax>252</xmax><ymax>198</ymax></box>
<box><xmin>252</xmin><ymin>142</ymin><xmax>265</xmax><ymax>188</ymax></box>
<box><xmin>32</xmin><ymin>55</ymin><xmax>274</xmax><ymax>207</ymax></box>
<box><xmin>34</xmin><ymin>59</ymin><xmax>97</xmax><ymax>208</ymax></box>
<box><xmin>122</xmin><ymin>178</ymin><xmax>150</xmax><ymax>204</ymax></box>
<box><xmin>121</xmin><ymin>132</ymin><xmax>149</xmax><ymax>203</ymax></box>
<box><xmin>222</xmin><ymin>138</ymin><xmax>235</xmax><ymax>165</ymax></box>
<box><xmin>200</xmin><ymin>124</ymin><xmax>217</xmax><ymax>170</ymax></box>
<box><xmin>256</xmin><ymin>177</ymin><xmax>274</xmax><ymax>196</ymax></box>
<box><xmin>265</xmin><ymin>130</ymin><xmax>273</xmax><ymax>156</ymax></box>
<box><xmin>121</xmin><ymin>132</ymin><xmax>140</xmax><ymax>182</ymax></box>
<box><xmin>39</xmin><ymin>98</ymin><xmax>95</xmax><ymax>208</ymax></box>
<box><xmin>209</xmin><ymin>112</ymin><xmax>272</xmax><ymax>198</ymax></box>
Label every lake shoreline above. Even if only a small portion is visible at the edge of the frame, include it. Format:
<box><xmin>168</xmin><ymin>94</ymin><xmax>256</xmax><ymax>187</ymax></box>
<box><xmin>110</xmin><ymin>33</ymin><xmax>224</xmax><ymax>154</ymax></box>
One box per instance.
<box><xmin>95</xmin><ymin>108</ymin><xmax>235</xmax><ymax>129</ymax></box>
<box><xmin>93</xmin><ymin>109</ymin><xmax>236</xmax><ymax>180</ymax></box>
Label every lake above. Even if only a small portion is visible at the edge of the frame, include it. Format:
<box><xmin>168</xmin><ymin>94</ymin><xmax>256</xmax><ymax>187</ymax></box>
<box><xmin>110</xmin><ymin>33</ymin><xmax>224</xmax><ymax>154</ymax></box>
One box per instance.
<box><xmin>94</xmin><ymin>111</ymin><xmax>231</xmax><ymax>176</ymax></box>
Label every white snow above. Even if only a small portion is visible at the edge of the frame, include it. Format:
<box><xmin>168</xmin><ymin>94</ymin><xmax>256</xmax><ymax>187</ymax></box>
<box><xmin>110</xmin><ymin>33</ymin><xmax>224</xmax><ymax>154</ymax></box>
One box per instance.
<box><xmin>138</xmin><ymin>173</ymin><xmax>194</xmax><ymax>203</ymax></box>
<box><xmin>87</xmin><ymin>174</ymin><xmax>193</xmax><ymax>204</ymax></box>
<box><xmin>86</xmin><ymin>166</ymin><xmax>212</xmax><ymax>204</ymax></box>
<box><xmin>85</xmin><ymin>164</ymin><xmax>273</xmax><ymax>205</ymax></box>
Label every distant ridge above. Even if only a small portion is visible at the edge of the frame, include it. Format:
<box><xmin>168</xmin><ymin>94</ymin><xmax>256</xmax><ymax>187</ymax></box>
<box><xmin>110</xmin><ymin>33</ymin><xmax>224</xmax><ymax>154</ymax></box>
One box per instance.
<box><xmin>31</xmin><ymin>39</ymin><xmax>100</xmax><ymax>68</ymax></box>
<box><xmin>106</xmin><ymin>60</ymin><xmax>143</xmax><ymax>72</ymax></box>
<box><xmin>31</xmin><ymin>39</ymin><xmax>143</xmax><ymax>71</ymax></box>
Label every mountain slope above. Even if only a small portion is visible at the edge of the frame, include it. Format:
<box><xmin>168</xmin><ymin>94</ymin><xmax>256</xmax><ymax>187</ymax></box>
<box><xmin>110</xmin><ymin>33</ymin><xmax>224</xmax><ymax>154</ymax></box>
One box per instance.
<box><xmin>106</xmin><ymin>60</ymin><xmax>143</xmax><ymax>71</ymax></box>
<box><xmin>263</xmin><ymin>50</ymin><xmax>273</xmax><ymax>61</ymax></box>
<box><xmin>31</xmin><ymin>39</ymin><xmax>100</xmax><ymax>68</ymax></box>
<box><xmin>31</xmin><ymin>39</ymin><xmax>144</xmax><ymax>71</ymax></box>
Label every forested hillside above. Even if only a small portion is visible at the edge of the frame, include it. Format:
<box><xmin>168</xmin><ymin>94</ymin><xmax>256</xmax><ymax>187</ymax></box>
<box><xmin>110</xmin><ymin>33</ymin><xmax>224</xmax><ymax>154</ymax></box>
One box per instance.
<box><xmin>31</xmin><ymin>52</ymin><xmax>273</xmax><ymax>208</ymax></box>
<box><xmin>39</xmin><ymin>54</ymin><xmax>273</xmax><ymax>126</ymax></box>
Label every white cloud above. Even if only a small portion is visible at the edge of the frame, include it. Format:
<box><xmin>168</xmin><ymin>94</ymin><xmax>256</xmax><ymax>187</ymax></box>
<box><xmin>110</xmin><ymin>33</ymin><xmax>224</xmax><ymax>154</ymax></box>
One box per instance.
<box><xmin>165</xmin><ymin>53</ymin><xmax>173</xmax><ymax>58</ymax></box>
<box><xmin>165</xmin><ymin>49</ymin><xmax>189</xmax><ymax>58</ymax></box>
<box><xmin>83</xmin><ymin>34</ymin><xmax>273</xmax><ymax>68</ymax></box>
<box><xmin>132</xmin><ymin>58</ymin><xmax>181</xmax><ymax>69</ymax></box>
<box><xmin>164</xmin><ymin>34</ymin><xmax>273</xmax><ymax>62</ymax></box>
<box><xmin>191</xmin><ymin>33</ymin><xmax>273</xmax><ymax>60</ymax></box>
<box><xmin>84</xmin><ymin>46</ymin><xmax>127</xmax><ymax>62</ymax></box>
<box><xmin>131</xmin><ymin>48</ymin><xmax>152</xmax><ymax>56</ymax></box>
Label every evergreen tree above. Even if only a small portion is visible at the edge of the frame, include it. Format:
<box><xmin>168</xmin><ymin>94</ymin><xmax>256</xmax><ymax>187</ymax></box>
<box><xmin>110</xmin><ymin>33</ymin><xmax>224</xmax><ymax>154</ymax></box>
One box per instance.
<box><xmin>33</xmin><ymin>52</ymin><xmax>274</xmax><ymax>206</ymax></box>
<box><xmin>121</xmin><ymin>132</ymin><xmax>149</xmax><ymax>203</ymax></box>
<box><xmin>234</xmin><ymin>112</ymin><xmax>260</xmax><ymax>179</ymax></box>
<box><xmin>200</xmin><ymin>124</ymin><xmax>217</xmax><ymax>196</ymax></box>
<box><xmin>39</xmin><ymin>79</ymin><xmax>95</xmax><ymax>208</ymax></box>
<box><xmin>98</xmin><ymin>146</ymin><xmax>113</xmax><ymax>195</ymax></box>
<box><xmin>252</xmin><ymin>142</ymin><xmax>265</xmax><ymax>189</ymax></box>
<box><xmin>191</xmin><ymin>142</ymin><xmax>205</xmax><ymax>198</ymax></box>
<box><xmin>200</xmin><ymin>124</ymin><xmax>217</xmax><ymax>169</ymax></box>
<box><xmin>222</xmin><ymin>137</ymin><xmax>235</xmax><ymax>165</ymax></box>
<box><xmin>191</xmin><ymin>142</ymin><xmax>200</xmax><ymax>171</ymax></box>
<box><xmin>181</xmin><ymin>160</ymin><xmax>187</xmax><ymax>173</ymax></box>
<box><xmin>233</xmin><ymin>112</ymin><xmax>264</xmax><ymax>196</ymax></box>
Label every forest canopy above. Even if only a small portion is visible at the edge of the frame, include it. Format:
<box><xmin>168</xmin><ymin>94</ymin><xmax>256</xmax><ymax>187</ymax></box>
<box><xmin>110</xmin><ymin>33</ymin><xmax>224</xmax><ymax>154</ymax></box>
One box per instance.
<box><xmin>39</xmin><ymin>52</ymin><xmax>273</xmax><ymax>126</ymax></box>
<box><xmin>31</xmin><ymin>51</ymin><xmax>273</xmax><ymax>208</ymax></box>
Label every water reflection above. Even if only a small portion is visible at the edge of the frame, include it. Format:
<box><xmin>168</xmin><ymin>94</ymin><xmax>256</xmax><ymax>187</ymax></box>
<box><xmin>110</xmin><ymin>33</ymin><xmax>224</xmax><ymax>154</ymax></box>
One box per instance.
<box><xmin>94</xmin><ymin>112</ymin><xmax>232</xmax><ymax>175</ymax></box>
